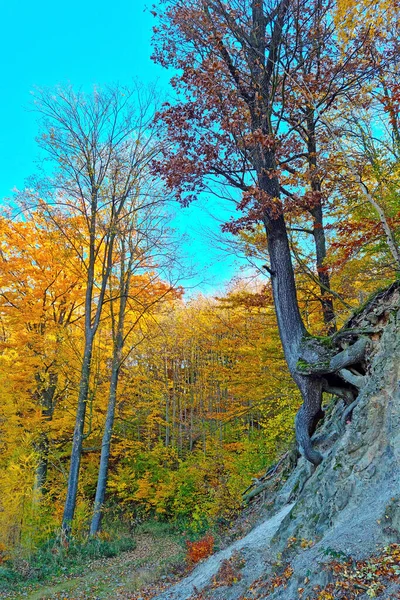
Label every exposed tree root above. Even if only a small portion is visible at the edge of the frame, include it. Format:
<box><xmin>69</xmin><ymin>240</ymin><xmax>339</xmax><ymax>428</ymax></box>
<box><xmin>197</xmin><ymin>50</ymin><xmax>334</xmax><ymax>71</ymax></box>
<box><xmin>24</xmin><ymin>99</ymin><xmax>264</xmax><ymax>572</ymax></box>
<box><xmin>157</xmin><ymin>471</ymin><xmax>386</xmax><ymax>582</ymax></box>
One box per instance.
<box><xmin>322</xmin><ymin>378</ymin><xmax>356</xmax><ymax>404</ymax></box>
<box><xmin>295</xmin><ymin>376</ymin><xmax>324</xmax><ymax>466</ymax></box>
<box><xmin>341</xmin><ymin>398</ymin><xmax>360</xmax><ymax>424</ymax></box>
<box><xmin>295</xmin><ymin>335</ymin><xmax>370</xmax><ymax>466</ymax></box>
<box><xmin>329</xmin><ymin>336</ymin><xmax>369</xmax><ymax>371</ymax></box>
<box><xmin>338</xmin><ymin>368</ymin><xmax>366</xmax><ymax>389</ymax></box>
<box><xmin>242</xmin><ymin>452</ymin><xmax>289</xmax><ymax>503</ymax></box>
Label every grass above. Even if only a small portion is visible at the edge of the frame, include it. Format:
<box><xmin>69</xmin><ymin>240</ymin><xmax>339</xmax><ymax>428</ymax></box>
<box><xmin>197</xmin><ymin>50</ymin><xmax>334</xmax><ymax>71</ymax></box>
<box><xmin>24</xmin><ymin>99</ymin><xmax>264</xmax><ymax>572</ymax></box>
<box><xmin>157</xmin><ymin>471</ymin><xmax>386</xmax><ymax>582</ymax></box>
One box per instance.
<box><xmin>0</xmin><ymin>535</ymin><xmax>136</xmax><ymax>590</ymax></box>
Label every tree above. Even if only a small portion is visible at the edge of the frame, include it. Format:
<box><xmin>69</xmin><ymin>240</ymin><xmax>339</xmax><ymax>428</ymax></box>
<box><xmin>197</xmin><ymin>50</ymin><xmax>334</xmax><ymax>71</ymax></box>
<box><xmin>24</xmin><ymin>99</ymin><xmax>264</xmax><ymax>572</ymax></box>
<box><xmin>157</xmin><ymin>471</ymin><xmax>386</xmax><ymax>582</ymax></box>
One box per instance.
<box><xmin>152</xmin><ymin>0</ymin><xmax>375</xmax><ymax>464</ymax></box>
<box><xmin>28</xmin><ymin>85</ymin><xmax>162</xmax><ymax>533</ymax></box>
<box><xmin>324</xmin><ymin>22</ymin><xmax>400</xmax><ymax>274</ymax></box>
<box><xmin>334</xmin><ymin>0</ymin><xmax>399</xmax><ymax>40</ymax></box>
<box><xmin>0</xmin><ymin>213</ymin><xmax>83</xmax><ymax>499</ymax></box>
<box><xmin>332</xmin><ymin>112</ymin><xmax>400</xmax><ymax>272</ymax></box>
<box><xmin>89</xmin><ymin>198</ymin><xmax>178</xmax><ymax>535</ymax></box>
<box><xmin>275</xmin><ymin>0</ymin><xmax>370</xmax><ymax>332</ymax></box>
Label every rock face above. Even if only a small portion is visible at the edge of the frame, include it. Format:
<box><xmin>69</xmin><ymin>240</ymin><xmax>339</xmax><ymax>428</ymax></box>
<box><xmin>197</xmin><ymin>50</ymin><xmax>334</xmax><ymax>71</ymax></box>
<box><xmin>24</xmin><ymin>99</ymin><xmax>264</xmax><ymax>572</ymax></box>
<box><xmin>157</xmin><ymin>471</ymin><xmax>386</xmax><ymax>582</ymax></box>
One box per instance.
<box><xmin>267</xmin><ymin>289</ymin><xmax>400</xmax><ymax>598</ymax></box>
<box><xmin>155</xmin><ymin>288</ymin><xmax>400</xmax><ymax>599</ymax></box>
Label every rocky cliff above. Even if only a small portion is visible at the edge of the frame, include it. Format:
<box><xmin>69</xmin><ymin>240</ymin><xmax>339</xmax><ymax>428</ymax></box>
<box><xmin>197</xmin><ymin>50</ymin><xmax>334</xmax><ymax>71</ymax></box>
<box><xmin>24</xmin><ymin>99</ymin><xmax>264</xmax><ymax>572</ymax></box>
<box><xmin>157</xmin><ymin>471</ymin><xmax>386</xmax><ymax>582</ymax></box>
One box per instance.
<box><xmin>155</xmin><ymin>284</ymin><xmax>400</xmax><ymax>600</ymax></box>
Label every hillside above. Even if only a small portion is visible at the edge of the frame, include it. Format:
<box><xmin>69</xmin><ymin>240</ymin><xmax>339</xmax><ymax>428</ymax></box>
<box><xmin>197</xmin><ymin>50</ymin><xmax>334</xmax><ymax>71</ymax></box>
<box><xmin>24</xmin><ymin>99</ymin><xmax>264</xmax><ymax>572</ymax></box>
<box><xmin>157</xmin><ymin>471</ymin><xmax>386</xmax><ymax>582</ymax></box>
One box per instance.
<box><xmin>152</xmin><ymin>285</ymin><xmax>400</xmax><ymax>600</ymax></box>
<box><xmin>1</xmin><ymin>287</ymin><xmax>399</xmax><ymax>600</ymax></box>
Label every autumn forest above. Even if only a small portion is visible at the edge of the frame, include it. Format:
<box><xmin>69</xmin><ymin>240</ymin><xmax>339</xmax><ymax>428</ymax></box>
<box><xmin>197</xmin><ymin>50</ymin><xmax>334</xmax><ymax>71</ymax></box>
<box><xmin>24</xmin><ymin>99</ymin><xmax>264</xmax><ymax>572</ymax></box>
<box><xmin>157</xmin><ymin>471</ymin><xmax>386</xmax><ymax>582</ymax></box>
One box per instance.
<box><xmin>0</xmin><ymin>0</ymin><xmax>399</xmax><ymax>580</ymax></box>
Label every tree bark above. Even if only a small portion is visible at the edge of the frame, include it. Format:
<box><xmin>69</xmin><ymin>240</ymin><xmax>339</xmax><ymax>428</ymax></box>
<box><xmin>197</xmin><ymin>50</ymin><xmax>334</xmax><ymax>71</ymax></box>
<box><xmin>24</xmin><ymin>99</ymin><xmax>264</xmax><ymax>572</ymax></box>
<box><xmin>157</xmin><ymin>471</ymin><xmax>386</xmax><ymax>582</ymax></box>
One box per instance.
<box><xmin>33</xmin><ymin>371</ymin><xmax>58</xmax><ymax>499</ymax></box>
<box><xmin>310</xmin><ymin>203</ymin><xmax>336</xmax><ymax>332</ymax></box>
<box><xmin>89</xmin><ymin>345</ymin><xmax>122</xmax><ymax>535</ymax></box>
<box><xmin>256</xmin><ymin>146</ymin><xmax>325</xmax><ymax>465</ymax></box>
<box><xmin>90</xmin><ymin>252</ymin><xmax>129</xmax><ymax>536</ymax></box>
<box><xmin>62</xmin><ymin>338</ymin><xmax>94</xmax><ymax>533</ymax></box>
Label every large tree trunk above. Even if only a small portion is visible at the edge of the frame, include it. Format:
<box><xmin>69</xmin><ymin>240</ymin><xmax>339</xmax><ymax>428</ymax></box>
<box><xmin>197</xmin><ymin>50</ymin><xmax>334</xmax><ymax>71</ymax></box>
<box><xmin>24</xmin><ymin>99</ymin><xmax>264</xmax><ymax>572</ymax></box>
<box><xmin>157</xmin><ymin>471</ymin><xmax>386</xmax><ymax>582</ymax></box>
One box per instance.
<box><xmin>265</xmin><ymin>212</ymin><xmax>325</xmax><ymax>465</ymax></box>
<box><xmin>264</xmin><ymin>210</ymin><xmax>325</xmax><ymax>465</ymax></box>
<box><xmin>258</xmin><ymin>151</ymin><xmax>325</xmax><ymax>463</ymax></box>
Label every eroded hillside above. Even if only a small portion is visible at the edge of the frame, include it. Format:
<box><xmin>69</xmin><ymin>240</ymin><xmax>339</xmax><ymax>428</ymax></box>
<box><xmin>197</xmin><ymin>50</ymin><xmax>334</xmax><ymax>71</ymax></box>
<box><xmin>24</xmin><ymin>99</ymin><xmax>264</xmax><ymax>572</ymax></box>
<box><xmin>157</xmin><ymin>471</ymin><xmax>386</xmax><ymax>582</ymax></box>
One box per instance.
<box><xmin>154</xmin><ymin>285</ymin><xmax>400</xmax><ymax>600</ymax></box>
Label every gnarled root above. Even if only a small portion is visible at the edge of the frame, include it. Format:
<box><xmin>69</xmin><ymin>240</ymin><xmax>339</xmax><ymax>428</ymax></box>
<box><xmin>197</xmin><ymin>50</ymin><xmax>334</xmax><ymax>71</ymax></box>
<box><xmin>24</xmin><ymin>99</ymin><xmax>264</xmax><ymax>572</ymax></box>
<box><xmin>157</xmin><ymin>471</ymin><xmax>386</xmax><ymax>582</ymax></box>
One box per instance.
<box><xmin>338</xmin><ymin>368</ymin><xmax>366</xmax><ymax>389</ymax></box>
<box><xmin>341</xmin><ymin>398</ymin><xmax>359</xmax><ymax>424</ymax></box>
<box><xmin>294</xmin><ymin>336</ymin><xmax>369</xmax><ymax>466</ymax></box>
<box><xmin>322</xmin><ymin>378</ymin><xmax>355</xmax><ymax>405</ymax></box>
<box><xmin>329</xmin><ymin>336</ymin><xmax>369</xmax><ymax>371</ymax></box>
<box><xmin>295</xmin><ymin>376</ymin><xmax>324</xmax><ymax>466</ymax></box>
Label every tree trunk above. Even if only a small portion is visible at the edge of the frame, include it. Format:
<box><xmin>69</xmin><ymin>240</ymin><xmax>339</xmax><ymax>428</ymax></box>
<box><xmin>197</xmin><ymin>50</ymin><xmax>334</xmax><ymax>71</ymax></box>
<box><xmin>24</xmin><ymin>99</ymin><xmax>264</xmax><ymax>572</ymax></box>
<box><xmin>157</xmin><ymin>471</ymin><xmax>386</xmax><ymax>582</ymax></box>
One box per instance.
<box><xmin>247</xmin><ymin>1</ymin><xmax>332</xmax><ymax>465</ymax></box>
<box><xmin>310</xmin><ymin>203</ymin><xmax>336</xmax><ymax>332</ymax></box>
<box><xmin>62</xmin><ymin>339</ymin><xmax>94</xmax><ymax>533</ymax></box>
<box><xmin>33</xmin><ymin>434</ymin><xmax>49</xmax><ymax>500</ymax></box>
<box><xmin>260</xmin><ymin>158</ymin><xmax>325</xmax><ymax>465</ymax></box>
<box><xmin>307</xmin><ymin>110</ymin><xmax>336</xmax><ymax>333</ymax></box>
<box><xmin>33</xmin><ymin>371</ymin><xmax>58</xmax><ymax>499</ymax></box>
<box><xmin>89</xmin><ymin>345</ymin><xmax>121</xmax><ymax>535</ymax></box>
<box><xmin>165</xmin><ymin>357</ymin><xmax>171</xmax><ymax>447</ymax></box>
<box><xmin>264</xmin><ymin>213</ymin><xmax>325</xmax><ymax>465</ymax></box>
<box><xmin>90</xmin><ymin>239</ymin><xmax>134</xmax><ymax>535</ymax></box>
<box><xmin>62</xmin><ymin>213</ymin><xmax>117</xmax><ymax>534</ymax></box>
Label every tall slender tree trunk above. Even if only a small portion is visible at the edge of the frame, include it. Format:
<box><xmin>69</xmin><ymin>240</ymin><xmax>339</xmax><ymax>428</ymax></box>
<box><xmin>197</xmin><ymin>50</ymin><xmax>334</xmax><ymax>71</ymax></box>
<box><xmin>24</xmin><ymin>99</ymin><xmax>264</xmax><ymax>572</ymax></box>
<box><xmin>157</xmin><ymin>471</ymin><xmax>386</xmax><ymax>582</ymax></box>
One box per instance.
<box><xmin>307</xmin><ymin>110</ymin><xmax>336</xmax><ymax>333</ymax></box>
<box><xmin>165</xmin><ymin>355</ymin><xmax>171</xmax><ymax>447</ymax></box>
<box><xmin>310</xmin><ymin>201</ymin><xmax>336</xmax><ymax>331</ymax></box>
<box><xmin>90</xmin><ymin>240</ymin><xmax>131</xmax><ymax>535</ymax></box>
<box><xmin>172</xmin><ymin>361</ymin><xmax>177</xmax><ymax>448</ymax></box>
<box><xmin>62</xmin><ymin>212</ymin><xmax>117</xmax><ymax>534</ymax></box>
<box><xmin>89</xmin><ymin>341</ymin><xmax>123</xmax><ymax>535</ymax></box>
<box><xmin>33</xmin><ymin>371</ymin><xmax>58</xmax><ymax>500</ymax></box>
<box><xmin>62</xmin><ymin>339</ymin><xmax>94</xmax><ymax>532</ymax></box>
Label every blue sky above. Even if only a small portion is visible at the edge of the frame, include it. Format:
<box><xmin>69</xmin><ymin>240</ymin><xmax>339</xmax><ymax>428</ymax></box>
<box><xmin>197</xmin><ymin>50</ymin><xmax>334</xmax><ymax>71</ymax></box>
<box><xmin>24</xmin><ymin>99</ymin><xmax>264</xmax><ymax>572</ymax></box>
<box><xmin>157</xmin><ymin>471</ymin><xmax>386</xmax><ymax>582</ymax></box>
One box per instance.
<box><xmin>0</xmin><ymin>1</ymin><xmax>167</xmax><ymax>199</ymax></box>
<box><xmin>0</xmin><ymin>0</ymin><xmax>249</xmax><ymax>294</ymax></box>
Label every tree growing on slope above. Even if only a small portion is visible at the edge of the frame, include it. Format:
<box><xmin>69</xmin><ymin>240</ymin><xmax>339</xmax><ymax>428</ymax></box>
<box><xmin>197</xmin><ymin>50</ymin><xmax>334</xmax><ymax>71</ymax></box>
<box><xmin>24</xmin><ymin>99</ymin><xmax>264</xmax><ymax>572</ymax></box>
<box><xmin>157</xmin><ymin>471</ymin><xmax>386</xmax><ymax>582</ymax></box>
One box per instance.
<box><xmin>152</xmin><ymin>0</ymin><xmax>376</xmax><ymax>465</ymax></box>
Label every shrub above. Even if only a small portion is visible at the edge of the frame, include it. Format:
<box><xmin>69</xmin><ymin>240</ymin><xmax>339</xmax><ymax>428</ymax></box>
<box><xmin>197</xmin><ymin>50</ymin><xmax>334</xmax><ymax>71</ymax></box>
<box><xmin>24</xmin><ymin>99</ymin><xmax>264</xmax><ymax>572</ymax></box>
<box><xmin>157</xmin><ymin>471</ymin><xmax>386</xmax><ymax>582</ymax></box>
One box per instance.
<box><xmin>186</xmin><ymin>533</ymin><xmax>214</xmax><ymax>564</ymax></box>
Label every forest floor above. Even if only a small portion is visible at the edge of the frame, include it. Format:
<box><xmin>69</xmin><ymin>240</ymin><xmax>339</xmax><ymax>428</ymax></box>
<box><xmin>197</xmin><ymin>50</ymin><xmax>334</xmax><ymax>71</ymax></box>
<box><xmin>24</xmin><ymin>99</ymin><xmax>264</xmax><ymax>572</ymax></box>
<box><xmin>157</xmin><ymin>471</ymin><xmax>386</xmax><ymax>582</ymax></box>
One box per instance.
<box><xmin>0</xmin><ymin>499</ymin><xmax>289</xmax><ymax>600</ymax></box>
<box><xmin>0</xmin><ymin>481</ymin><xmax>271</xmax><ymax>600</ymax></box>
<box><xmin>0</xmin><ymin>465</ymin><xmax>286</xmax><ymax>600</ymax></box>
<box><xmin>0</xmin><ymin>530</ymin><xmax>187</xmax><ymax>600</ymax></box>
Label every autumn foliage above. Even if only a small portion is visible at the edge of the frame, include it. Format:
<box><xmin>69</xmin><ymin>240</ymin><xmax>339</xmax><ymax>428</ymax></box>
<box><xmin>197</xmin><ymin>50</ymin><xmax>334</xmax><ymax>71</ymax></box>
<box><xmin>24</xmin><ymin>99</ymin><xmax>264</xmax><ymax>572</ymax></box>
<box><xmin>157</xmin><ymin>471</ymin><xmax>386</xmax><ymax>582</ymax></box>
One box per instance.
<box><xmin>186</xmin><ymin>533</ymin><xmax>214</xmax><ymax>564</ymax></box>
<box><xmin>1</xmin><ymin>1</ymin><xmax>400</xmax><ymax>587</ymax></box>
<box><xmin>0</xmin><ymin>205</ymin><xmax>301</xmax><ymax>553</ymax></box>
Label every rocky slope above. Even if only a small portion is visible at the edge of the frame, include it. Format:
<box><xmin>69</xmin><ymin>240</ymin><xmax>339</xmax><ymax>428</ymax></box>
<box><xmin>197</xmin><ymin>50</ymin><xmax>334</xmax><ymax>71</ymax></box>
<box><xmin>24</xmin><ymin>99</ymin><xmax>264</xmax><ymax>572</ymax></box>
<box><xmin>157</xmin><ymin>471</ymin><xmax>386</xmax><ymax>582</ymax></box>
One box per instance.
<box><xmin>155</xmin><ymin>285</ymin><xmax>400</xmax><ymax>600</ymax></box>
